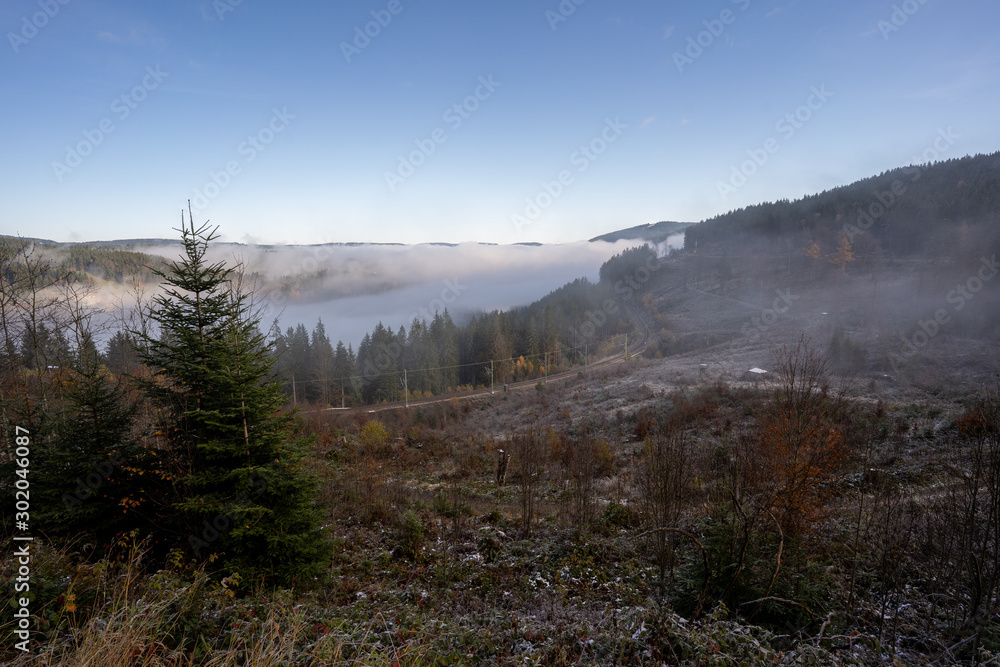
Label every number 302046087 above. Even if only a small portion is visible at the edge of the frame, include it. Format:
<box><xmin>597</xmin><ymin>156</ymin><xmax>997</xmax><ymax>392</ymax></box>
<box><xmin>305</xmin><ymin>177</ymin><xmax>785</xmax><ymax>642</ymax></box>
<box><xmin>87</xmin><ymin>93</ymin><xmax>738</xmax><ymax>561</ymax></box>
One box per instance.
<box><xmin>14</xmin><ymin>426</ymin><xmax>31</xmax><ymax>530</ymax></box>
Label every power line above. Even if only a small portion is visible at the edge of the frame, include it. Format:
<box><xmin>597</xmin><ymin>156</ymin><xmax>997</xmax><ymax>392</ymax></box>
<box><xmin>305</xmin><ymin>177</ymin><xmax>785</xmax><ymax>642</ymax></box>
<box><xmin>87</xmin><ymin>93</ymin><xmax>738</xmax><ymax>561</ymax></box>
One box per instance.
<box><xmin>274</xmin><ymin>334</ymin><xmax>633</xmax><ymax>388</ymax></box>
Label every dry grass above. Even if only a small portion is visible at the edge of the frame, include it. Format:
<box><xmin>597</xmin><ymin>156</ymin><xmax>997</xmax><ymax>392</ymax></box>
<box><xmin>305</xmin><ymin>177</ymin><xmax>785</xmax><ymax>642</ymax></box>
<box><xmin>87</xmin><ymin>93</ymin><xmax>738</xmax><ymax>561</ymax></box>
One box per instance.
<box><xmin>3</xmin><ymin>540</ymin><xmax>409</xmax><ymax>667</ymax></box>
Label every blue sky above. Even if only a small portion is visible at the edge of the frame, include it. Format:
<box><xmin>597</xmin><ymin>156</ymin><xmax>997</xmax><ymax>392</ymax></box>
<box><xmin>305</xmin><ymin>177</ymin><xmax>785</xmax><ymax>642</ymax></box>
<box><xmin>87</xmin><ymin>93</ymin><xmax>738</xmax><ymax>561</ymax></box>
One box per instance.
<box><xmin>2</xmin><ymin>0</ymin><xmax>998</xmax><ymax>245</ymax></box>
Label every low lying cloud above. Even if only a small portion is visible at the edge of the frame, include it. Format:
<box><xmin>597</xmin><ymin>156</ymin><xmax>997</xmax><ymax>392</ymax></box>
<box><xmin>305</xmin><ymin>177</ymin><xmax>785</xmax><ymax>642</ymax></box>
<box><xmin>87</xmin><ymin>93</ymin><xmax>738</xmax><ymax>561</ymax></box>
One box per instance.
<box><xmin>122</xmin><ymin>237</ymin><xmax>677</xmax><ymax>347</ymax></box>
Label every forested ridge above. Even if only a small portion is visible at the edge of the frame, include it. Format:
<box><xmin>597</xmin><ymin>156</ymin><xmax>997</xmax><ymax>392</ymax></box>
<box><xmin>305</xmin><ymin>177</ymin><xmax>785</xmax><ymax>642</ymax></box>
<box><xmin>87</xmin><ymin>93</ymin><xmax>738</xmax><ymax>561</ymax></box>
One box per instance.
<box><xmin>4</xmin><ymin>157</ymin><xmax>1000</xmax><ymax>663</ymax></box>
<box><xmin>686</xmin><ymin>151</ymin><xmax>1000</xmax><ymax>257</ymax></box>
<box><xmin>9</xmin><ymin>152</ymin><xmax>999</xmax><ymax>290</ymax></box>
<box><xmin>271</xmin><ymin>245</ymin><xmax>659</xmax><ymax>405</ymax></box>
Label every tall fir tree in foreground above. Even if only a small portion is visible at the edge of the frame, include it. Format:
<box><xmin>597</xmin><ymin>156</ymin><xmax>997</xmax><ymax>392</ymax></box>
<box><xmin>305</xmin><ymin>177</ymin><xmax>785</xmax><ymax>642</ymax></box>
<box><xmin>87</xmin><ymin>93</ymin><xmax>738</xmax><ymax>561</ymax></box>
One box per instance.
<box><xmin>138</xmin><ymin>208</ymin><xmax>329</xmax><ymax>586</ymax></box>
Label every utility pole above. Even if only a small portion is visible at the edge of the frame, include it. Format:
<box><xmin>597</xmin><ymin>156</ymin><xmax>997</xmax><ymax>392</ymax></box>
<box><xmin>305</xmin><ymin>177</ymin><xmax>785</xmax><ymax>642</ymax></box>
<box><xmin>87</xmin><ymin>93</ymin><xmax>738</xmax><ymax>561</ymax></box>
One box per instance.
<box><xmin>490</xmin><ymin>360</ymin><xmax>494</xmax><ymax>394</ymax></box>
<box><xmin>292</xmin><ymin>373</ymin><xmax>297</xmax><ymax>404</ymax></box>
<box><xmin>341</xmin><ymin>378</ymin><xmax>345</xmax><ymax>409</ymax></box>
<box><xmin>544</xmin><ymin>351</ymin><xmax>548</xmax><ymax>384</ymax></box>
<box><xmin>403</xmin><ymin>369</ymin><xmax>408</xmax><ymax>407</ymax></box>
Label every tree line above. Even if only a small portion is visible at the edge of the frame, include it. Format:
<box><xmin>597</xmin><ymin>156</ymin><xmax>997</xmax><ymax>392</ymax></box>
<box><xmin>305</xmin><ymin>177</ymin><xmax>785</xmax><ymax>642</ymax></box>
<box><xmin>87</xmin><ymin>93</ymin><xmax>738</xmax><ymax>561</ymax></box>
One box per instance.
<box><xmin>685</xmin><ymin>151</ymin><xmax>1000</xmax><ymax>259</ymax></box>
<box><xmin>0</xmin><ymin>218</ymin><xmax>659</xmax><ymax>584</ymax></box>
<box><xmin>0</xmin><ymin>237</ymin><xmax>166</xmax><ymax>286</ymax></box>
<box><xmin>270</xmin><ymin>245</ymin><xmax>659</xmax><ymax>406</ymax></box>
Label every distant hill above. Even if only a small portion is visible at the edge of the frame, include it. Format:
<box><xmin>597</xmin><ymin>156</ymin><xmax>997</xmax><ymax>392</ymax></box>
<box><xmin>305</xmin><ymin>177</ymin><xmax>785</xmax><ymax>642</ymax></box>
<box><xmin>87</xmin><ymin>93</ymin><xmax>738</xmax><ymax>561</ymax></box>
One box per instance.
<box><xmin>684</xmin><ymin>151</ymin><xmax>1000</xmax><ymax>257</ymax></box>
<box><xmin>589</xmin><ymin>221</ymin><xmax>694</xmax><ymax>244</ymax></box>
<box><xmin>0</xmin><ymin>236</ymin><xmax>168</xmax><ymax>285</ymax></box>
<box><xmin>14</xmin><ymin>149</ymin><xmax>999</xmax><ymax>291</ymax></box>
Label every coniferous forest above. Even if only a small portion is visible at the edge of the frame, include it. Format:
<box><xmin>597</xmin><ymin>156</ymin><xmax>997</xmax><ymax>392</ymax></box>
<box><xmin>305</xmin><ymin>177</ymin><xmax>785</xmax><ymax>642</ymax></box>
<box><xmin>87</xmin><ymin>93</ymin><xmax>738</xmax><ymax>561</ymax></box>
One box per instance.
<box><xmin>2</xmin><ymin>154</ymin><xmax>1000</xmax><ymax>664</ymax></box>
<box><xmin>271</xmin><ymin>244</ymin><xmax>656</xmax><ymax>407</ymax></box>
<box><xmin>9</xmin><ymin>0</ymin><xmax>1000</xmax><ymax>660</ymax></box>
<box><xmin>2</xmin><ymin>216</ymin><xmax>329</xmax><ymax>586</ymax></box>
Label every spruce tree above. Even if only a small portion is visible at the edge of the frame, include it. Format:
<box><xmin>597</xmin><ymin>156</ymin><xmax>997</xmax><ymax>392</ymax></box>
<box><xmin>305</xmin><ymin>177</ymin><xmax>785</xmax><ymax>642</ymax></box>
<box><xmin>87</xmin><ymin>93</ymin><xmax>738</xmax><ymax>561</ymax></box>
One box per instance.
<box><xmin>33</xmin><ymin>340</ymin><xmax>156</xmax><ymax>550</ymax></box>
<box><xmin>311</xmin><ymin>319</ymin><xmax>335</xmax><ymax>405</ymax></box>
<box><xmin>138</xmin><ymin>209</ymin><xmax>329</xmax><ymax>586</ymax></box>
<box><xmin>332</xmin><ymin>340</ymin><xmax>355</xmax><ymax>406</ymax></box>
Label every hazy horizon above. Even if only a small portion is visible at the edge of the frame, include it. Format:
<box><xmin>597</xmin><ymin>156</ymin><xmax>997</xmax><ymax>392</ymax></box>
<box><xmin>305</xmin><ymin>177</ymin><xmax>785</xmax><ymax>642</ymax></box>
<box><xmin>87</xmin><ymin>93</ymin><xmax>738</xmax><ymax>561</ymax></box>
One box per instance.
<box><xmin>67</xmin><ymin>234</ymin><xmax>684</xmax><ymax>349</ymax></box>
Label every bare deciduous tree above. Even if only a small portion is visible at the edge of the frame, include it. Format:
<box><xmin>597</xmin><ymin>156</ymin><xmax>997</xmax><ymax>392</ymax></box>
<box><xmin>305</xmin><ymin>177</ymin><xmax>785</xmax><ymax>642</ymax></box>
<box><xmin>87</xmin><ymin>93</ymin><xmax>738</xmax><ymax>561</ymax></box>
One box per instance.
<box><xmin>513</xmin><ymin>428</ymin><xmax>544</xmax><ymax>537</ymax></box>
<box><xmin>639</xmin><ymin>432</ymin><xmax>693</xmax><ymax>591</ymax></box>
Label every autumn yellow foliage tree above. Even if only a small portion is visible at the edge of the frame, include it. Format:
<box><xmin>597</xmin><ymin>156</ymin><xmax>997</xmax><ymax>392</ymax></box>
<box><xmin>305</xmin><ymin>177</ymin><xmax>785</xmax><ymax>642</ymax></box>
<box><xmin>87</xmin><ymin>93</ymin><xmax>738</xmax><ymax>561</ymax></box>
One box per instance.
<box><xmin>757</xmin><ymin>411</ymin><xmax>846</xmax><ymax>536</ymax></box>
<box><xmin>829</xmin><ymin>232</ymin><xmax>855</xmax><ymax>274</ymax></box>
<box><xmin>756</xmin><ymin>338</ymin><xmax>848</xmax><ymax>536</ymax></box>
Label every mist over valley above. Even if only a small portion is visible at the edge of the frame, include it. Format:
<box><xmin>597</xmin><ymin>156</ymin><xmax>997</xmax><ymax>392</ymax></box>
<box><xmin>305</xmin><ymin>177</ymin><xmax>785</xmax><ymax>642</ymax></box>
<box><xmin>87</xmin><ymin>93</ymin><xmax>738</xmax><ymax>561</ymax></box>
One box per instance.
<box><xmin>6</xmin><ymin>1</ymin><xmax>1000</xmax><ymax>658</ymax></box>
